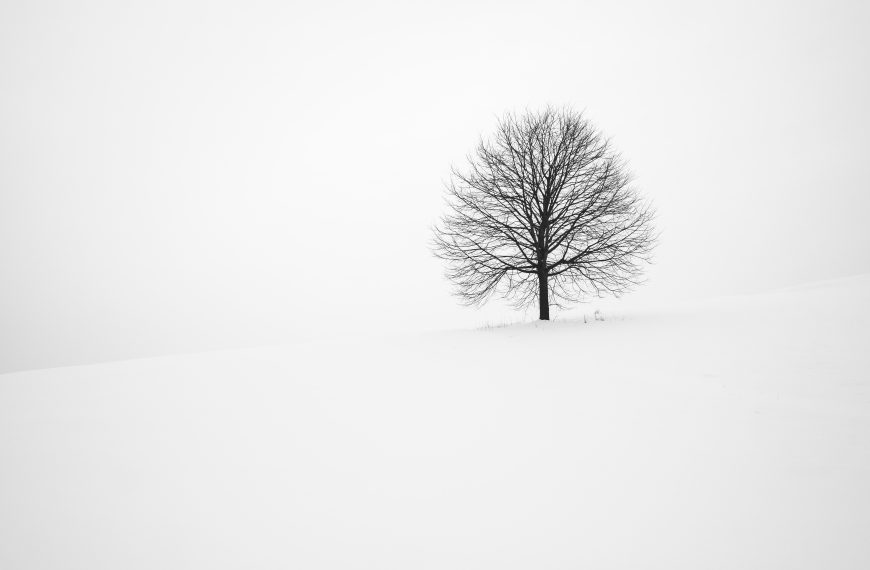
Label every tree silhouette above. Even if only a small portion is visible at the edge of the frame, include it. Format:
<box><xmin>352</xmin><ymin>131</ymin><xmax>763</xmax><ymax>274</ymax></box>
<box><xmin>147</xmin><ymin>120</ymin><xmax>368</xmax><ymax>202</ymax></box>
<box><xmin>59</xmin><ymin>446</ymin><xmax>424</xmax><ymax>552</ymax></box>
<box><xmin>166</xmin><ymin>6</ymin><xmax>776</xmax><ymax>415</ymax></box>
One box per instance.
<box><xmin>433</xmin><ymin>107</ymin><xmax>656</xmax><ymax>320</ymax></box>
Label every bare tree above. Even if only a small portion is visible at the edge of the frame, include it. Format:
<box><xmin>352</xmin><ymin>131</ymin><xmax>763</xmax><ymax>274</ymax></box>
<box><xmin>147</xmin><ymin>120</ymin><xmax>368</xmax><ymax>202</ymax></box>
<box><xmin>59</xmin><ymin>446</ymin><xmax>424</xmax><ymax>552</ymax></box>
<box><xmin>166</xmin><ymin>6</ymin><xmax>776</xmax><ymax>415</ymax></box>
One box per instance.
<box><xmin>433</xmin><ymin>107</ymin><xmax>656</xmax><ymax>320</ymax></box>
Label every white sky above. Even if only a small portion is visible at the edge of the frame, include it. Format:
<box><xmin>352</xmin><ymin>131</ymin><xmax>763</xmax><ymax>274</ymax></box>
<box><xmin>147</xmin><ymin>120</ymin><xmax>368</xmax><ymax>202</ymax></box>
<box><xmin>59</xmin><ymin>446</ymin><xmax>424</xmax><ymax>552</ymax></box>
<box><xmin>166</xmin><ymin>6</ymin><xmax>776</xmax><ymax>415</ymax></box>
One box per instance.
<box><xmin>2</xmin><ymin>0</ymin><xmax>869</xmax><ymax>372</ymax></box>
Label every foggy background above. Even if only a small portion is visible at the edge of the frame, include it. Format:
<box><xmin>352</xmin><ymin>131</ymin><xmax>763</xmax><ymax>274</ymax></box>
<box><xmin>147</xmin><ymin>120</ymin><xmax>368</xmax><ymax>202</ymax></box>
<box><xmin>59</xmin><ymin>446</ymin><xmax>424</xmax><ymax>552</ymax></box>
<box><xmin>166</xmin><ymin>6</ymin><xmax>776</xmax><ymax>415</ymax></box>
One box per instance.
<box><xmin>2</xmin><ymin>0</ymin><xmax>869</xmax><ymax>373</ymax></box>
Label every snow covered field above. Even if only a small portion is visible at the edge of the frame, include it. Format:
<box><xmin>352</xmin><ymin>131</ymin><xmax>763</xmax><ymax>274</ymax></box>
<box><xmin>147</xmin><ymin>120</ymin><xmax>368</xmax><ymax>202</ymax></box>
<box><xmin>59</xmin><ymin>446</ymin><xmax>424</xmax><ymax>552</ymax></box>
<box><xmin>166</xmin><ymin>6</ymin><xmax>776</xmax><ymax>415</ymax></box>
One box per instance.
<box><xmin>1</xmin><ymin>275</ymin><xmax>869</xmax><ymax>569</ymax></box>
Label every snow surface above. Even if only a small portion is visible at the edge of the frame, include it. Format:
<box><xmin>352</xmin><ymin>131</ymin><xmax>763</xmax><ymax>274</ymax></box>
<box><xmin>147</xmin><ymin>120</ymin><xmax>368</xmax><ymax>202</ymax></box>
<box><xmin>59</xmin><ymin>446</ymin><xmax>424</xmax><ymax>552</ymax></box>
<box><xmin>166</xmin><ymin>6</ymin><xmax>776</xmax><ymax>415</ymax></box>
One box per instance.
<box><xmin>2</xmin><ymin>275</ymin><xmax>869</xmax><ymax>569</ymax></box>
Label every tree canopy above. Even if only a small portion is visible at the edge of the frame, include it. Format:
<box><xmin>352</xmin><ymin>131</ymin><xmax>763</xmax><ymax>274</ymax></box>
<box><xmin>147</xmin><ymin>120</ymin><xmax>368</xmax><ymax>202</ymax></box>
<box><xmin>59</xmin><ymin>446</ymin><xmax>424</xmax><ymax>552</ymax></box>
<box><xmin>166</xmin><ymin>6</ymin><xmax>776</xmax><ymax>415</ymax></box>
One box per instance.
<box><xmin>433</xmin><ymin>107</ymin><xmax>656</xmax><ymax>319</ymax></box>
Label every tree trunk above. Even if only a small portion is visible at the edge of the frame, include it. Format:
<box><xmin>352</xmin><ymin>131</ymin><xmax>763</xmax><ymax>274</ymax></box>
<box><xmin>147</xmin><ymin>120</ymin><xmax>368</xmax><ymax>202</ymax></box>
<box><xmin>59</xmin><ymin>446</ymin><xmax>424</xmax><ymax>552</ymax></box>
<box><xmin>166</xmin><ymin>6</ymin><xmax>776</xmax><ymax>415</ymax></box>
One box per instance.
<box><xmin>538</xmin><ymin>270</ymin><xmax>550</xmax><ymax>320</ymax></box>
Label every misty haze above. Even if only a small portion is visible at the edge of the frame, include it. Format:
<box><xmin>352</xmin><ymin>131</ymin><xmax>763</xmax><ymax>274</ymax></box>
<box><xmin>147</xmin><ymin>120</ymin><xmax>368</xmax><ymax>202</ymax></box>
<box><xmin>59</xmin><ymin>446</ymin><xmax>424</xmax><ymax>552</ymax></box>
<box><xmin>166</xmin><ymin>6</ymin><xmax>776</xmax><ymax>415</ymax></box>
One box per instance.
<box><xmin>1</xmin><ymin>1</ymin><xmax>869</xmax><ymax>569</ymax></box>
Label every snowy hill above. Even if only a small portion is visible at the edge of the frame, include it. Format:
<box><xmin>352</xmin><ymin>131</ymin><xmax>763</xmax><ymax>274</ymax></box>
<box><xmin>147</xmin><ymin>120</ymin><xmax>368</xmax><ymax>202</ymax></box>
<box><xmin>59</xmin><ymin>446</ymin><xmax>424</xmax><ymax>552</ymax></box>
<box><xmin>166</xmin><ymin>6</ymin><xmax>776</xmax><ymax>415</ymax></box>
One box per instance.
<box><xmin>2</xmin><ymin>275</ymin><xmax>869</xmax><ymax>569</ymax></box>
